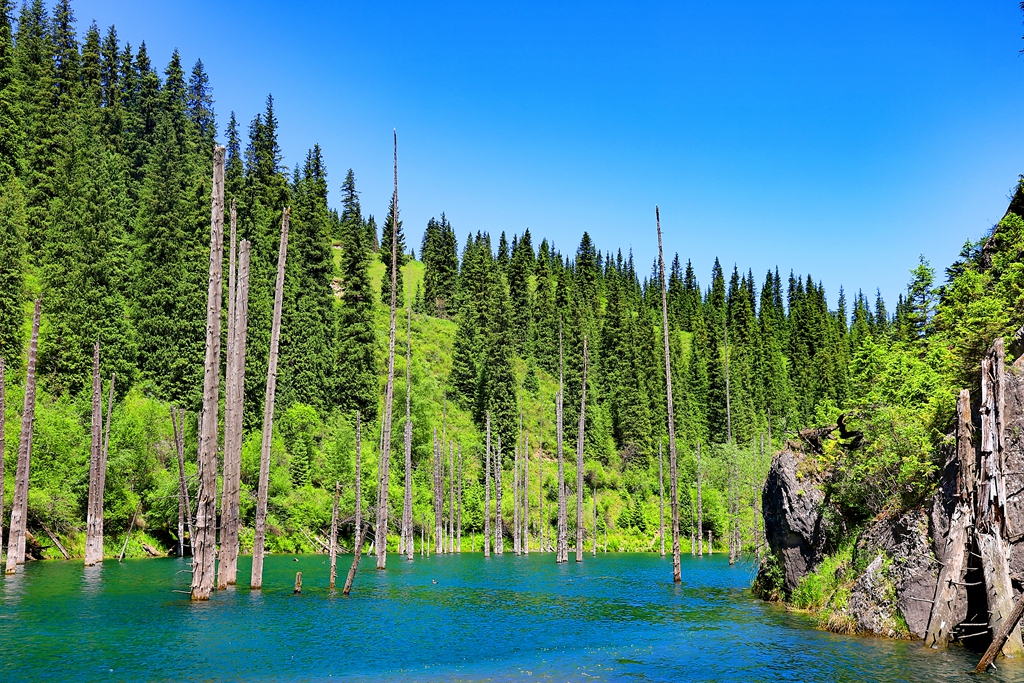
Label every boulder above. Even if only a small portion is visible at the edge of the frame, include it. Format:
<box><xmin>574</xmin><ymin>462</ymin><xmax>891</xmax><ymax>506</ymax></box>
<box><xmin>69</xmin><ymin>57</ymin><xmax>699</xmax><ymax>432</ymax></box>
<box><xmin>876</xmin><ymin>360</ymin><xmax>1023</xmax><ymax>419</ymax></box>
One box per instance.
<box><xmin>850</xmin><ymin>508</ymin><xmax>939</xmax><ymax>639</ymax></box>
<box><xmin>761</xmin><ymin>448</ymin><xmax>828</xmax><ymax>594</ymax></box>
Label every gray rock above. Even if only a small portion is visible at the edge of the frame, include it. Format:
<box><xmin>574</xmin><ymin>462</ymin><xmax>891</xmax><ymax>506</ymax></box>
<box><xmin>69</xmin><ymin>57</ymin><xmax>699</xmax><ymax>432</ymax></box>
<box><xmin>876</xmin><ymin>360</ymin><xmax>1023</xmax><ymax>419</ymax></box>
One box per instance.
<box><xmin>761</xmin><ymin>448</ymin><xmax>828</xmax><ymax>594</ymax></box>
<box><xmin>850</xmin><ymin>509</ymin><xmax>939</xmax><ymax>639</ymax></box>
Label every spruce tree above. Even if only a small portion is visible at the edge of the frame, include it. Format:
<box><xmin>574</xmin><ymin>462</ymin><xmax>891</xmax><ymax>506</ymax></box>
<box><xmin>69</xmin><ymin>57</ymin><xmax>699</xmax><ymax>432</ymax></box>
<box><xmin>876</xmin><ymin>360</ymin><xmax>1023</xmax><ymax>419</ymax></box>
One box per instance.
<box><xmin>0</xmin><ymin>175</ymin><xmax>25</xmax><ymax>369</ymax></box>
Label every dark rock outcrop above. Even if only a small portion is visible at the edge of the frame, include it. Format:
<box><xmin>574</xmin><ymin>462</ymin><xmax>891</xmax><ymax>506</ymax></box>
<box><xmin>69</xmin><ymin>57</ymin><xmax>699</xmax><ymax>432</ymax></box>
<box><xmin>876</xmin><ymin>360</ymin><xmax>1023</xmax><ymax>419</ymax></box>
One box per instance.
<box><xmin>761</xmin><ymin>448</ymin><xmax>828</xmax><ymax>594</ymax></box>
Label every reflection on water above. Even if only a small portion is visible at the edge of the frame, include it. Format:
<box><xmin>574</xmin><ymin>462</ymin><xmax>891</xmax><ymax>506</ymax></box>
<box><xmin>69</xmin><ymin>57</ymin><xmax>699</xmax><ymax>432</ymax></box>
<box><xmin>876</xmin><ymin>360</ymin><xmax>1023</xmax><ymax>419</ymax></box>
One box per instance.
<box><xmin>1</xmin><ymin>552</ymin><xmax>1020</xmax><ymax>682</ymax></box>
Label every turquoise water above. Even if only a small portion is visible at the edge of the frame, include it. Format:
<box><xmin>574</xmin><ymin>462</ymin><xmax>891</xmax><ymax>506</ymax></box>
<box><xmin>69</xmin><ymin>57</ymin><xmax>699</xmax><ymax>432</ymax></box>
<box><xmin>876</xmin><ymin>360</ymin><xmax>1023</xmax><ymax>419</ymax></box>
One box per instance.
<box><xmin>0</xmin><ymin>552</ymin><xmax>1020</xmax><ymax>682</ymax></box>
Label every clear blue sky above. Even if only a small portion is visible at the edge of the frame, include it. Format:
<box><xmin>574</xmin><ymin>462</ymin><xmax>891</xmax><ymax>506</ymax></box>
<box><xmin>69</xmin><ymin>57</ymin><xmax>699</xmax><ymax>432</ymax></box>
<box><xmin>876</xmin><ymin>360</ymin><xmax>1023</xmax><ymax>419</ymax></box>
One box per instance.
<box><xmin>72</xmin><ymin>0</ymin><xmax>1024</xmax><ymax>308</ymax></box>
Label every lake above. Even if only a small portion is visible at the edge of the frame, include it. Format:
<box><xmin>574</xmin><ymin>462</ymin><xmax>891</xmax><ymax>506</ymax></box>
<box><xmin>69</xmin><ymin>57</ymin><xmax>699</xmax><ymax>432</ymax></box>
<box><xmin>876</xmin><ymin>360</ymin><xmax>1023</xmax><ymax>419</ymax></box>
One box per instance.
<box><xmin>0</xmin><ymin>551</ymin><xmax>1020</xmax><ymax>682</ymax></box>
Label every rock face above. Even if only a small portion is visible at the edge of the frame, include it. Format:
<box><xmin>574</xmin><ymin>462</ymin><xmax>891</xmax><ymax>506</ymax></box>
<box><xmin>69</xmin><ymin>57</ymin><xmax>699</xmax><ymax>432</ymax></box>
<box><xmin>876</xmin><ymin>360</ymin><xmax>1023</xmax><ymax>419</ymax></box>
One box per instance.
<box><xmin>761</xmin><ymin>448</ymin><xmax>828</xmax><ymax>594</ymax></box>
<box><xmin>849</xmin><ymin>509</ymin><xmax>940</xmax><ymax>639</ymax></box>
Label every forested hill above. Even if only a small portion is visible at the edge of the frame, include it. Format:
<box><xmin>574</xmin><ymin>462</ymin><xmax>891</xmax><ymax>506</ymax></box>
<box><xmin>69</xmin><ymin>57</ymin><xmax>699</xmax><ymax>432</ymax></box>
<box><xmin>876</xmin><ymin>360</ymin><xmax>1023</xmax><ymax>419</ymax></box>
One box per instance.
<box><xmin>1</xmin><ymin>0</ymin><xmax>1021</xmax><ymax>560</ymax></box>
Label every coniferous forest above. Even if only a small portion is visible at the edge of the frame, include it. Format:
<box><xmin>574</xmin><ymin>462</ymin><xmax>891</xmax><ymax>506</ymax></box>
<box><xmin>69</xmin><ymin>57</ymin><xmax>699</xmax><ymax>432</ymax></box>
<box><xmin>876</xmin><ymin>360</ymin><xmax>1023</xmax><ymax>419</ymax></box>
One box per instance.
<box><xmin>2</xmin><ymin>0</ymin><xmax>1024</xmax><ymax>598</ymax></box>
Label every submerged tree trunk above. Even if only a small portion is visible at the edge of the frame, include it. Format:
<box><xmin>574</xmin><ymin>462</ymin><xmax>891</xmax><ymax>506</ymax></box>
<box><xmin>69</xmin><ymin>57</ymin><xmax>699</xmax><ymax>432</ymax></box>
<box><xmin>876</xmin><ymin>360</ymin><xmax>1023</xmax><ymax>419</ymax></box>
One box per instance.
<box><xmin>355</xmin><ymin>412</ymin><xmax>362</xmax><ymax>556</ymax></box>
<box><xmin>656</xmin><ymin>207</ymin><xmax>681</xmax><ymax>583</ymax></box>
<box><xmin>192</xmin><ymin>146</ymin><xmax>226</xmax><ymax>602</ymax></box>
<box><xmin>220</xmin><ymin>228</ymin><xmax>251</xmax><ymax>589</ymax></box>
<box><xmin>330</xmin><ymin>481</ymin><xmax>340</xmax><ymax>589</ymax></box>
<box><xmin>449</xmin><ymin>443</ymin><xmax>455</xmax><ymax>553</ymax></box>
<box><xmin>0</xmin><ymin>356</ymin><xmax>5</xmax><ymax>563</ymax></box>
<box><xmin>659</xmin><ymin>439</ymin><xmax>665</xmax><ymax>557</ymax></box>
<box><xmin>433</xmin><ymin>427</ymin><xmax>442</xmax><ymax>554</ymax></box>
<box><xmin>593</xmin><ymin>486</ymin><xmax>597</xmax><ymax>556</ymax></box>
<box><xmin>219</xmin><ymin>198</ymin><xmax>238</xmax><ymax>588</ymax></box>
<box><xmin>524</xmin><ymin>433</ymin><xmax>529</xmax><ymax>555</ymax></box>
<box><xmin>251</xmin><ymin>206</ymin><xmax>290</xmax><ymax>590</ymax></box>
<box><xmin>6</xmin><ymin>299</ymin><xmax>40</xmax><ymax>574</ymax></box>
<box><xmin>576</xmin><ymin>336</ymin><xmax>588</xmax><ymax>563</ymax></box>
<box><xmin>556</xmin><ymin>321</ymin><xmax>568</xmax><ymax>563</ymax></box>
<box><xmin>376</xmin><ymin>130</ymin><xmax>401</xmax><ymax>571</ymax></box>
<box><xmin>484</xmin><ymin>413</ymin><xmax>491</xmax><ymax>557</ymax></box>
<box><xmin>495</xmin><ymin>437</ymin><xmax>504</xmax><ymax>554</ymax></box>
<box><xmin>514</xmin><ymin>436</ymin><xmax>521</xmax><ymax>555</ymax></box>
<box><xmin>172</xmin><ymin>408</ymin><xmax>194</xmax><ymax>557</ymax></box>
<box><xmin>85</xmin><ymin>342</ymin><xmax>104</xmax><ymax>566</ymax></box>
<box><xmin>697</xmin><ymin>442</ymin><xmax>703</xmax><ymax>556</ymax></box>
<box><xmin>402</xmin><ymin>306</ymin><xmax>413</xmax><ymax>559</ymax></box>
<box><xmin>457</xmin><ymin>443</ymin><xmax>463</xmax><ymax>552</ymax></box>
<box><xmin>343</xmin><ymin>521</ymin><xmax>364</xmax><ymax>596</ymax></box>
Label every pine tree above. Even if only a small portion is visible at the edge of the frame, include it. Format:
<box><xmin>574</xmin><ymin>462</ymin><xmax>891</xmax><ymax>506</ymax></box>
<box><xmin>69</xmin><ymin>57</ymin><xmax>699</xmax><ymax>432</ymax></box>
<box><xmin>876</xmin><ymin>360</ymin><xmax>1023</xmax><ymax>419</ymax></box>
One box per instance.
<box><xmin>0</xmin><ymin>175</ymin><xmax>25</xmax><ymax>369</ymax></box>
<box><xmin>0</xmin><ymin>0</ymin><xmax>21</xmax><ymax>182</ymax></box>
<box><xmin>508</xmin><ymin>229</ymin><xmax>534</xmax><ymax>355</ymax></box>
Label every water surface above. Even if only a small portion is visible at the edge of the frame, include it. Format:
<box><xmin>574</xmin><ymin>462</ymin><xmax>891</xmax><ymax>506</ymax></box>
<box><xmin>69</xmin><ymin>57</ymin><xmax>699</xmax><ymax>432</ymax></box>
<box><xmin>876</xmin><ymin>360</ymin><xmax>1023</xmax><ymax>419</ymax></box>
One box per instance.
<box><xmin>0</xmin><ymin>552</ymin><xmax>1019</xmax><ymax>681</ymax></box>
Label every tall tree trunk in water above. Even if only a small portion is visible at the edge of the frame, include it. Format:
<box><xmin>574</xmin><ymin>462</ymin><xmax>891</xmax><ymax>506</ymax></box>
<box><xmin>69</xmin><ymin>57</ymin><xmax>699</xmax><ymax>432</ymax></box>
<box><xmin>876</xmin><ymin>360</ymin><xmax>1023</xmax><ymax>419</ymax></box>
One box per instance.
<box><xmin>659</xmin><ymin>439</ymin><xmax>665</xmax><ymax>557</ymax></box>
<box><xmin>524</xmin><ymin>433</ymin><xmax>530</xmax><ymax>554</ymax></box>
<box><xmin>344</xmin><ymin>421</ymin><xmax>363</xmax><ymax>596</ymax></box>
<box><xmin>329</xmin><ymin>481</ymin><xmax>340</xmax><ymax>589</ymax></box>
<box><xmin>729</xmin><ymin>454</ymin><xmax>736</xmax><ymax>566</ymax></box>
<box><xmin>6</xmin><ymin>299</ymin><xmax>40</xmax><ymax>573</ymax></box>
<box><xmin>432</xmin><ymin>428</ymin><xmax>441</xmax><ymax>554</ymax></box>
<box><xmin>576</xmin><ymin>336</ymin><xmax>588</xmax><ymax>563</ymax></box>
<box><xmin>656</xmin><ymin>207</ymin><xmax>681</xmax><ymax>583</ymax></box>
<box><xmin>457</xmin><ymin>443</ymin><xmax>463</xmax><ymax>552</ymax></box>
<box><xmin>220</xmin><ymin>216</ymin><xmax>250</xmax><ymax>588</ymax></box>
<box><xmin>448</xmin><ymin>443</ymin><xmax>455</xmax><ymax>553</ymax></box>
<box><xmin>484</xmin><ymin>413</ymin><xmax>491</xmax><ymax>557</ymax></box>
<box><xmin>85</xmin><ymin>342</ymin><xmax>103</xmax><ymax>565</ymax></box>
<box><xmin>251</xmin><ymin>206</ymin><xmax>290</xmax><ymax>590</ymax></box>
<box><xmin>376</xmin><ymin>131</ymin><xmax>401</xmax><ymax>571</ymax></box>
<box><xmin>173</xmin><ymin>408</ymin><xmax>194</xmax><ymax>556</ymax></box>
<box><xmin>0</xmin><ymin>356</ymin><xmax>5</xmax><ymax>563</ymax></box>
<box><xmin>495</xmin><ymin>437</ymin><xmax>504</xmax><ymax>554</ymax></box>
<box><xmin>556</xmin><ymin>320</ymin><xmax>568</xmax><ymax>563</ymax></box>
<box><xmin>401</xmin><ymin>305</ymin><xmax>412</xmax><ymax>558</ymax></box>
<box><xmin>697</xmin><ymin>442</ymin><xmax>703</xmax><ymax>556</ymax></box>
<box><xmin>219</xmin><ymin>198</ymin><xmax>238</xmax><ymax>586</ymax></box>
<box><xmin>513</xmin><ymin>436</ymin><xmax>521</xmax><ymax>555</ymax></box>
<box><xmin>220</xmin><ymin>231</ymin><xmax>250</xmax><ymax>588</ymax></box>
<box><xmin>592</xmin><ymin>486</ymin><xmax>598</xmax><ymax>556</ymax></box>
<box><xmin>191</xmin><ymin>146</ymin><xmax>226</xmax><ymax>601</ymax></box>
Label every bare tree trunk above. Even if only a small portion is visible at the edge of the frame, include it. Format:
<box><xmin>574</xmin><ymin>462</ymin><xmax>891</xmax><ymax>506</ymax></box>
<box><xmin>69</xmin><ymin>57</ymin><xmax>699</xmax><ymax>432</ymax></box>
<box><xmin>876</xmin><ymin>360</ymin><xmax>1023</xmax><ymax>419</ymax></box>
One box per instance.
<box><xmin>6</xmin><ymin>299</ymin><xmax>40</xmax><ymax>574</ymax></box>
<box><xmin>449</xmin><ymin>443</ymin><xmax>455</xmax><ymax>553</ymax></box>
<box><xmin>85</xmin><ymin>342</ymin><xmax>103</xmax><ymax>566</ymax></box>
<box><xmin>251</xmin><ymin>206</ymin><xmax>290</xmax><ymax>590</ymax></box>
<box><xmin>593</xmin><ymin>486</ymin><xmax>597</xmax><ymax>556</ymax></box>
<box><xmin>220</xmin><ymin>231</ymin><xmax>250</xmax><ymax>589</ymax></box>
<box><xmin>697</xmin><ymin>442</ymin><xmax>703</xmax><ymax>556</ymax></box>
<box><xmin>219</xmin><ymin>197</ymin><xmax>238</xmax><ymax>586</ymax></box>
<box><xmin>926</xmin><ymin>389</ymin><xmax>974</xmax><ymax>648</ymax></box>
<box><xmin>342</xmin><ymin>522</ymin><xmax>364</xmax><ymax>596</ymax></box>
<box><xmin>729</xmin><ymin>452</ymin><xmax>737</xmax><ymax>566</ymax></box>
<box><xmin>495</xmin><ymin>437</ymin><xmax>504</xmax><ymax>554</ymax></box>
<box><xmin>329</xmin><ymin>481</ymin><xmax>340</xmax><ymax>589</ymax></box>
<box><xmin>355</xmin><ymin>412</ymin><xmax>362</xmax><ymax>555</ymax></box>
<box><xmin>484</xmin><ymin>413</ymin><xmax>491</xmax><ymax>557</ymax></box>
<box><xmin>433</xmin><ymin>427</ymin><xmax>442</xmax><ymax>554</ymax></box>
<box><xmin>514</xmin><ymin>436</ymin><xmax>521</xmax><ymax>555</ymax></box>
<box><xmin>576</xmin><ymin>336</ymin><xmax>588</xmax><ymax>563</ymax></box>
<box><xmin>556</xmin><ymin>320</ymin><xmax>568</xmax><ymax>563</ymax></box>
<box><xmin>457</xmin><ymin>443</ymin><xmax>463</xmax><ymax>552</ymax></box>
<box><xmin>659</xmin><ymin>439</ymin><xmax>665</xmax><ymax>557</ymax></box>
<box><xmin>656</xmin><ymin>207</ymin><xmax>681</xmax><ymax>583</ymax></box>
<box><xmin>172</xmin><ymin>408</ymin><xmax>194</xmax><ymax>556</ymax></box>
<box><xmin>376</xmin><ymin>130</ymin><xmax>401</xmax><ymax>571</ymax></box>
<box><xmin>0</xmin><ymin>356</ymin><xmax>5</xmax><ymax>564</ymax></box>
<box><xmin>401</xmin><ymin>305</ymin><xmax>412</xmax><ymax>558</ymax></box>
<box><xmin>524</xmin><ymin>433</ymin><xmax>529</xmax><ymax>555</ymax></box>
<box><xmin>118</xmin><ymin>499</ymin><xmax>143</xmax><ymax>562</ymax></box>
<box><xmin>191</xmin><ymin>146</ymin><xmax>226</xmax><ymax>601</ymax></box>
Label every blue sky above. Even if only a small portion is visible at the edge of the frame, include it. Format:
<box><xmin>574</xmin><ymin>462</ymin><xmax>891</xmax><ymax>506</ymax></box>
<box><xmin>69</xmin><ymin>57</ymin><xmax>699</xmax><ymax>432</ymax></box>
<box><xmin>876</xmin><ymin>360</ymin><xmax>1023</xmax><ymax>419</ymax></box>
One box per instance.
<box><xmin>71</xmin><ymin>0</ymin><xmax>1024</xmax><ymax>307</ymax></box>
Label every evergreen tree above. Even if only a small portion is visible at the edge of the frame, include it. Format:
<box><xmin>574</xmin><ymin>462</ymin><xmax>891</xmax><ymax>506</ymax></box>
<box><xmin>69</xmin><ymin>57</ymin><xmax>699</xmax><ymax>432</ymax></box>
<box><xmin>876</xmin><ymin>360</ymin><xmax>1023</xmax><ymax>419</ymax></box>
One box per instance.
<box><xmin>0</xmin><ymin>175</ymin><xmax>26</xmax><ymax>369</ymax></box>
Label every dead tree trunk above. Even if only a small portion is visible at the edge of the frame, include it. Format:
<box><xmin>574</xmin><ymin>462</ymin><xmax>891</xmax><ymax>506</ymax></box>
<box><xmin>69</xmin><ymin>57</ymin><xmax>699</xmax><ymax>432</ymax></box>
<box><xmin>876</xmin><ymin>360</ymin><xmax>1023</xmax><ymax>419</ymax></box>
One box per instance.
<box><xmin>457</xmin><ymin>443</ymin><xmax>463</xmax><ymax>552</ymax></box>
<box><xmin>975</xmin><ymin>339</ymin><xmax>1024</xmax><ymax>656</ymax></box>
<box><xmin>495</xmin><ymin>437</ymin><xmax>504</xmax><ymax>554</ymax></box>
<box><xmin>659</xmin><ymin>439</ymin><xmax>665</xmax><ymax>557</ymax></box>
<box><xmin>330</xmin><ymin>481</ymin><xmax>340</xmax><ymax>589</ymax></box>
<box><xmin>484</xmin><ymin>414</ymin><xmax>491</xmax><ymax>557</ymax></box>
<box><xmin>191</xmin><ymin>145</ymin><xmax>226</xmax><ymax>601</ymax></box>
<box><xmin>729</xmin><ymin>452</ymin><xmax>737</xmax><ymax>566</ymax></box>
<box><xmin>656</xmin><ymin>207</ymin><xmax>681</xmax><ymax>583</ymax></box>
<box><xmin>118</xmin><ymin>499</ymin><xmax>143</xmax><ymax>562</ymax></box>
<box><xmin>977</xmin><ymin>594</ymin><xmax>1024</xmax><ymax>672</ymax></box>
<box><xmin>376</xmin><ymin>130</ymin><xmax>401</xmax><ymax>571</ymax></box>
<box><xmin>556</xmin><ymin>320</ymin><xmax>568</xmax><ymax>563</ymax></box>
<box><xmin>402</xmin><ymin>305</ymin><xmax>413</xmax><ymax>559</ymax></box>
<box><xmin>514</xmin><ymin>436</ymin><xmax>521</xmax><ymax>555</ymax></box>
<box><xmin>355</xmin><ymin>412</ymin><xmax>362</xmax><ymax>554</ymax></box>
<box><xmin>0</xmin><ymin>356</ymin><xmax>5</xmax><ymax>563</ymax></box>
<box><xmin>697</xmin><ymin>442</ymin><xmax>703</xmax><ymax>556</ymax></box>
<box><xmin>576</xmin><ymin>336</ymin><xmax>588</xmax><ymax>563</ymax></box>
<box><xmin>220</xmin><ymin>229</ymin><xmax>251</xmax><ymax>589</ymax></box>
<box><xmin>85</xmin><ymin>342</ymin><xmax>103</xmax><ymax>566</ymax></box>
<box><xmin>219</xmin><ymin>197</ymin><xmax>238</xmax><ymax>588</ymax></box>
<box><xmin>449</xmin><ymin>443</ymin><xmax>455</xmax><ymax>553</ymax></box>
<box><xmin>925</xmin><ymin>389</ymin><xmax>975</xmax><ymax>648</ymax></box>
<box><xmin>173</xmin><ymin>408</ymin><xmax>195</xmax><ymax>556</ymax></box>
<box><xmin>523</xmin><ymin>433</ymin><xmax>529</xmax><ymax>555</ymax></box>
<box><xmin>433</xmin><ymin>427</ymin><xmax>442</xmax><ymax>554</ymax></box>
<box><xmin>592</xmin><ymin>486</ymin><xmax>597</xmax><ymax>556</ymax></box>
<box><xmin>342</xmin><ymin>521</ymin><xmax>364</xmax><ymax>595</ymax></box>
<box><xmin>251</xmin><ymin>206</ymin><xmax>289</xmax><ymax>591</ymax></box>
<box><xmin>6</xmin><ymin>299</ymin><xmax>41</xmax><ymax>574</ymax></box>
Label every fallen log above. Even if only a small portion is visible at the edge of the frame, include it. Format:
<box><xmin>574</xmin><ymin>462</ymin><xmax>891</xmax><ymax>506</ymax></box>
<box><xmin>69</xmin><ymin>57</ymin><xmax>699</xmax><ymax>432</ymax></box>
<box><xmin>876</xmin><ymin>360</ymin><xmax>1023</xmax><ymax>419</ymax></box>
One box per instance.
<box><xmin>976</xmin><ymin>595</ymin><xmax>1024</xmax><ymax>672</ymax></box>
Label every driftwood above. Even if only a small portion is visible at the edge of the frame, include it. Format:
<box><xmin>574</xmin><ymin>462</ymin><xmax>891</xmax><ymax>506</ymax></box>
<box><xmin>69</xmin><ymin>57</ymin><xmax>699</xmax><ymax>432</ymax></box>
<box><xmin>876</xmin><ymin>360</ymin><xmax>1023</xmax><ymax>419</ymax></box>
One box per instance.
<box><xmin>330</xmin><ymin>481</ymin><xmax>339</xmax><ymax>589</ymax></box>
<box><xmin>484</xmin><ymin>415</ymin><xmax>491</xmax><ymax>557</ymax></box>
<box><xmin>925</xmin><ymin>389</ymin><xmax>975</xmax><ymax>648</ymax></box>
<box><xmin>556</xmin><ymin>321</ymin><xmax>568</xmax><ymax>563</ymax></box>
<box><xmin>85</xmin><ymin>341</ymin><xmax>103</xmax><ymax>565</ymax></box>
<box><xmin>6</xmin><ymin>298</ymin><xmax>41</xmax><ymax>574</ymax></box>
<box><xmin>141</xmin><ymin>542</ymin><xmax>162</xmax><ymax>557</ymax></box>
<box><xmin>576</xmin><ymin>336</ymin><xmax>588</xmax><ymax>562</ymax></box>
<box><xmin>294</xmin><ymin>572</ymin><xmax>302</xmax><ymax>594</ymax></box>
<box><xmin>977</xmin><ymin>594</ymin><xmax>1024</xmax><ymax>672</ymax></box>
<box><xmin>656</xmin><ymin>207</ymin><xmax>681</xmax><ymax>583</ymax></box>
<box><xmin>376</xmin><ymin>130</ymin><xmax>400</xmax><ymax>571</ymax></box>
<box><xmin>251</xmin><ymin>207</ymin><xmax>289</xmax><ymax>590</ymax></box>
<box><xmin>191</xmin><ymin>146</ymin><xmax>225</xmax><ymax>601</ymax></box>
